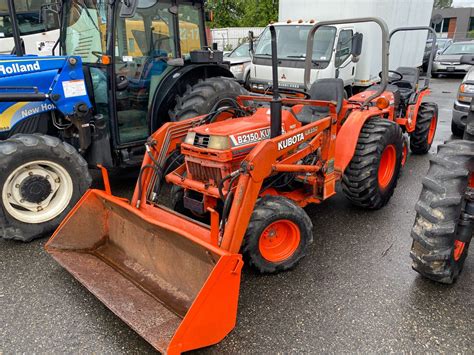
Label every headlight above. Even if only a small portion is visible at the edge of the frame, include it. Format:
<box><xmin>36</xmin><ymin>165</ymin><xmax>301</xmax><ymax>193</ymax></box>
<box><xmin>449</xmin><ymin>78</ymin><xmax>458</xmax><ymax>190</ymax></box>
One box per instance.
<box><xmin>208</xmin><ymin>135</ymin><xmax>230</xmax><ymax>150</ymax></box>
<box><xmin>184</xmin><ymin>131</ymin><xmax>196</xmax><ymax>145</ymax></box>
<box><xmin>458</xmin><ymin>83</ymin><xmax>474</xmax><ymax>103</ymax></box>
<box><xmin>230</xmin><ymin>64</ymin><xmax>244</xmax><ymax>75</ymax></box>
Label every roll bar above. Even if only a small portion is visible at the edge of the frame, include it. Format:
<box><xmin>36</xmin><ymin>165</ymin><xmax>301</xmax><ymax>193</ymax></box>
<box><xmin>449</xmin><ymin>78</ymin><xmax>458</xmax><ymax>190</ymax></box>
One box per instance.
<box><xmin>390</xmin><ymin>27</ymin><xmax>437</xmax><ymax>88</ymax></box>
<box><xmin>305</xmin><ymin>17</ymin><xmax>390</xmax><ymax>106</ymax></box>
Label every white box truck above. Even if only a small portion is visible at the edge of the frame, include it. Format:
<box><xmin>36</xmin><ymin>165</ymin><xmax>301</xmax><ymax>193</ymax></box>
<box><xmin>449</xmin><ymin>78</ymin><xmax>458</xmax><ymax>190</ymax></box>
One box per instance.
<box><xmin>248</xmin><ymin>0</ymin><xmax>434</xmax><ymax>94</ymax></box>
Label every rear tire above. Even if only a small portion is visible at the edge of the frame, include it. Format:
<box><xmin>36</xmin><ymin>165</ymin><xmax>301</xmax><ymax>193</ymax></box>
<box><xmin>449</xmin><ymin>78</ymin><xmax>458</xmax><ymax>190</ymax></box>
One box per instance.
<box><xmin>242</xmin><ymin>196</ymin><xmax>313</xmax><ymax>274</ymax></box>
<box><xmin>342</xmin><ymin>118</ymin><xmax>404</xmax><ymax>209</ymax></box>
<box><xmin>451</xmin><ymin>120</ymin><xmax>464</xmax><ymax>138</ymax></box>
<box><xmin>410</xmin><ymin>102</ymin><xmax>438</xmax><ymax>154</ymax></box>
<box><xmin>172</xmin><ymin>77</ymin><xmax>247</xmax><ymax>121</ymax></box>
<box><xmin>410</xmin><ymin>140</ymin><xmax>474</xmax><ymax>284</ymax></box>
<box><xmin>0</xmin><ymin>134</ymin><xmax>91</xmax><ymax>242</ymax></box>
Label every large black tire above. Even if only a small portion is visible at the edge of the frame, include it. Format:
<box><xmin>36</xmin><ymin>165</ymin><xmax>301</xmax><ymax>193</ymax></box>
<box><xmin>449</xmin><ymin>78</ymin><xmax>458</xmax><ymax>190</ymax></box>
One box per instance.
<box><xmin>242</xmin><ymin>196</ymin><xmax>313</xmax><ymax>274</ymax></box>
<box><xmin>172</xmin><ymin>77</ymin><xmax>247</xmax><ymax>120</ymax></box>
<box><xmin>410</xmin><ymin>140</ymin><xmax>474</xmax><ymax>284</ymax></box>
<box><xmin>0</xmin><ymin>134</ymin><xmax>91</xmax><ymax>242</ymax></box>
<box><xmin>410</xmin><ymin>102</ymin><xmax>438</xmax><ymax>154</ymax></box>
<box><xmin>451</xmin><ymin>120</ymin><xmax>464</xmax><ymax>138</ymax></box>
<box><xmin>342</xmin><ymin>118</ymin><xmax>404</xmax><ymax>209</ymax></box>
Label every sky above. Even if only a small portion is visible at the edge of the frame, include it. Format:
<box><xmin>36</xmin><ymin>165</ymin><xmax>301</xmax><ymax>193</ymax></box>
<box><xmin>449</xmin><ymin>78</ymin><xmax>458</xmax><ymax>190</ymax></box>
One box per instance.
<box><xmin>452</xmin><ymin>0</ymin><xmax>474</xmax><ymax>7</ymax></box>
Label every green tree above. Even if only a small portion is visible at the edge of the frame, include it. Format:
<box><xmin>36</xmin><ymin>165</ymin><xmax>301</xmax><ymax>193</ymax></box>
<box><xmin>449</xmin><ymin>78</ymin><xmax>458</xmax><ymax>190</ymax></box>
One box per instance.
<box><xmin>241</xmin><ymin>0</ymin><xmax>279</xmax><ymax>27</ymax></box>
<box><xmin>433</xmin><ymin>0</ymin><xmax>453</xmax><ymax>8</ymax></box>
<box><xmin>206</xmin><ymin>0</ymin><xmax>244</xmax><ymax>27</ymax></box>
<box><xmin>206</xmin><ymin>0</ymin><xmax>279</xmax><ymax>28</ymax></box>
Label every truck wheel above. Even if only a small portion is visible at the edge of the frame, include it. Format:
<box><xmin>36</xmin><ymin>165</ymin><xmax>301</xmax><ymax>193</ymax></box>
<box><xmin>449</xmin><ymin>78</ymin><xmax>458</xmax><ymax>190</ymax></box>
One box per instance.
<box><xmin>410</xmin><ymin>140</ymin><xmax>474</xmax><ymax>284</ymax></box>
<box><xmin>242</xmin><ymin>196</ymin><xmax>313</xmax><ymax>274</ymax></box>
<box><xmin>451</xmin><ymin>120</ymin><xmax>464</xmax><ymax>138</ymax></box>
<box><xmin>342</xmin><ymin>118</ymin><xmax>404</xmax><ymax>209</ymax></box>
<box><xmin>0</xmin><ymin>134</ymin><xmax>91</xmax><ymax>242</ymax></box>
<box><xmin>172</xmin><ymin>77</ymin><xmax>247</xmax><ymax>120</ymax></box>
<box><xmin>410</xmin><ymin>103</ymin><xmax>438</xmax><ymax>154</ymax></box>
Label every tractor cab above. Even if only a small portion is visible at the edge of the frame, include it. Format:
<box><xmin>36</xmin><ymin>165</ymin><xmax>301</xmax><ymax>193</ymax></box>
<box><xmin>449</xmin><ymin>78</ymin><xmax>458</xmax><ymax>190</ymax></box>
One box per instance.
<box><xmin>59</xmin><ymin>0</ymin><xmax>207</xmax><ymax>148</ymax></box>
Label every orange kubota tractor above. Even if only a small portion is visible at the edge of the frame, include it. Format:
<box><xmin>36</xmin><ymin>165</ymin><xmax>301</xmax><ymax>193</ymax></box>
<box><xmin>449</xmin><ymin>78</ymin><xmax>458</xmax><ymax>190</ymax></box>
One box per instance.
<box><xmin>45</xmin><ymin>18</ymin><xmax>438</xmax><ymax>353</ymax></box>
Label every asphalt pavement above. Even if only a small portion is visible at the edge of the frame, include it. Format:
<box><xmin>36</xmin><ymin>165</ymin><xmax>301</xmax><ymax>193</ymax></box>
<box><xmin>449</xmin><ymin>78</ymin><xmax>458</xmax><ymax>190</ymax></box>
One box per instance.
<box><xmin>1</xmin><ymin>77</ymin><xmax>472</xmax><ymax>353</ymax></box>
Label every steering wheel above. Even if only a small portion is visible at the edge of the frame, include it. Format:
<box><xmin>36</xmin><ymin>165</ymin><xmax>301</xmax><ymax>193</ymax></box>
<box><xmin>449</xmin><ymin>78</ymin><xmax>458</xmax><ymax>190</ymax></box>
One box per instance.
<box><xmin>379</xmin><ymin>70</ymin><xmax>404</xmax><ymax>84</ymax></box>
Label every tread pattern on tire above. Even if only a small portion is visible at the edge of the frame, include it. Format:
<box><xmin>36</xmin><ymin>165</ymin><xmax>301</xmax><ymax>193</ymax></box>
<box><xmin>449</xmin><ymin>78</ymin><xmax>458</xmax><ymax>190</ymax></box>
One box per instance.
<box><xmin>410</xmin><ymin>102</ymin><xmax>438</xmax><ymax>154</ymax></box>
<box><xmin>171</xmin><ymin>77</ymin><xmax>247</xmax><ymax>121</ymax></box>
<box><xmin>242</xmin><ymin>195</ymin><xmax>313</xmax><ymax>274</ymax></box>
<box><xmin>342</xmin><ymin>118</ymin><xmax>403</xmax><ymax>209</ymax></box>
<box><xmin>0</xmin><ymin>133</ymin><xmax>91</xmax><ymax>242</ymax></box>
<box><xmin>410</xmin><ymin>139</ymin><xmax>474</xmax><ymax>284</ymax></box>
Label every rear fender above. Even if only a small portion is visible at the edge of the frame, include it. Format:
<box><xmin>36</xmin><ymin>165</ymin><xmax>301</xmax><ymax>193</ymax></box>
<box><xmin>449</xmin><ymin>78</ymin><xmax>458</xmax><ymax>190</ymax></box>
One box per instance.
<box><xmin>405</xmin><ymin>89</ymin><xmax>431</xmax><ymax>132</ymax></box>
<box><xmin>335</xmin><ymin>109</ymin><xmax>383</xmax><ymax>173</ymax></box>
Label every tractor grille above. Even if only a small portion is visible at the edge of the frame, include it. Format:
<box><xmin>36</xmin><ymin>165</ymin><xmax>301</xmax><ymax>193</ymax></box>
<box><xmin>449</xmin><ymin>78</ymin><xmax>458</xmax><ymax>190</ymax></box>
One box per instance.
<box><xmin>193</xmin><ymin>133</ymin><xmax>210</xmax><ymax>148</ymax></box>
<box><xmin>187</xmin><ymin>161</ymin><xmax>222</xmax><ymax>184</ymax></box>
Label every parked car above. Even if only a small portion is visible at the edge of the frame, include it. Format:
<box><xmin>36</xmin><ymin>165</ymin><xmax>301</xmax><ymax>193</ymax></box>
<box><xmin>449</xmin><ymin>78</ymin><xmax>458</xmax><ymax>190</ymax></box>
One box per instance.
<box><xmin>451</xmin><ymin>65</ymin><xmax>474</xmax><ymax>136</ymax></box>
<box><xmin>432</xmin><ymin>41</ymin><xmax>474</xmax><ymax>76</ymax></box>
<box><xmin>422</xmin><ymin>34</ymin><xmax>438</xmax><ymax>72</ymax></box>
<box><xmin>225</xmin><ymin>42</ymin><xmax>252</xmax><ymax>84</ymax></box>
<box><xmin>436</xmin><ymin>37</ymin><xmax>453</xmax><ymax>54</ymax></box>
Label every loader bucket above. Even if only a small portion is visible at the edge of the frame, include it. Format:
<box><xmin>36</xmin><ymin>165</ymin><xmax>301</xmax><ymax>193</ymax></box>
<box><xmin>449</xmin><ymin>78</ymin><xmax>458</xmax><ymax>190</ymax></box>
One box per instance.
<box><xmin>45</xmin><ymin>190</ymin><xmax>243</xmax><ymax>354</ymax></box>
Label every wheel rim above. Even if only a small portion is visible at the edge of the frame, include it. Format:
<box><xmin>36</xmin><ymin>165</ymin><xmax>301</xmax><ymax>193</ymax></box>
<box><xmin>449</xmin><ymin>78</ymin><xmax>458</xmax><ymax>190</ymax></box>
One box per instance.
<box><xmin>401</xmin><ymin>140</ymin><xmax>408</xmax><ymax>167</ymax></box>
<box><xmin>259</xmin><ymin>219</ymin><xmax>301</xmax><ymax>262</ymax></box>
<box><xmin>453</xmin><ymin>240</ymin><xmax>466</xmax><ymax>262</ymax></box>
<box><xmin>378</xmin><ymin>145</ymin><xmax>397</xmax><ymax>189</ymax></box>
<box><xmin>427</xmin><ymin>114</ymin><xmax>437</xmax><ymax>144</ymax></box>
<box><xmin>2</xmin><ymin>160</ymin><xmax>74</xmax><ymax>224</ymax></box>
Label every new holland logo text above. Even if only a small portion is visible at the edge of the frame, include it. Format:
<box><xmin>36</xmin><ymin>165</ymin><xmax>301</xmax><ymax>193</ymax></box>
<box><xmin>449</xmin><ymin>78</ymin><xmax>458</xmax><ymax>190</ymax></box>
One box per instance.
<box><xmin>0</xmin><ymin>61</ymin><xmax>41</xmax><ymax>75</ymax></box>
<box><xmin>278</xmin><ymin>133</ymin><xmax>304</xmax><ymax>150</ymax></box>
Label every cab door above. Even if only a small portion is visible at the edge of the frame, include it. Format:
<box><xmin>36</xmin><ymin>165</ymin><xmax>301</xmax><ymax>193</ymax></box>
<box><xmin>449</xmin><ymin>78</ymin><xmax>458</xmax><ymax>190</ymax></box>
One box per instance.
<box><xmin>113</xmin><ymin>1</ymin><xmax>178</xmax><ymax>144</ymax></box>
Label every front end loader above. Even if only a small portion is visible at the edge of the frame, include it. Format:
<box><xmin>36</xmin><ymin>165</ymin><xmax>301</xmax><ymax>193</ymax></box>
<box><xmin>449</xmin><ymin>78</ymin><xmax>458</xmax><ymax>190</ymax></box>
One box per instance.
<box><xmin>46</xmin><ymin>18</ymin><xmax>424</xmax><ymax>352</ymax></box>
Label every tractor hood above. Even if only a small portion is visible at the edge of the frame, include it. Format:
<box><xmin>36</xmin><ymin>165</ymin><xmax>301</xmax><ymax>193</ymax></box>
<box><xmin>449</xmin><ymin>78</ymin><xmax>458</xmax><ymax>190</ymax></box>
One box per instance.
<box><xmin>185</xmin><ymin>107</ymin><xmax>301</xmax><ymax>150</ymax></box>
<box><xmin>193</xmin><ymin>109</ymin><xmax>271</xmax><ymax>136</ymax></box>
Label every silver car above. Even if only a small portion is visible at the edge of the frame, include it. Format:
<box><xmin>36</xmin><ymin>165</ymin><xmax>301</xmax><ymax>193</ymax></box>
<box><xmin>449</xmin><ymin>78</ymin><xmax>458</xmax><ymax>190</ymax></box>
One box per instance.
<box><xmin>432</xmin><ymin>41</ymin><xmax>474</xmax><ymax>76</ymax></box>
<box><xmin>451</xmin><ymin>65</ymin><xmax>474</xmax><ymax>136</ymax></box>
<box><xmin>224</xmin><ymin>42</ymin><xmax>251</xmax><ymax>84</ymax></box>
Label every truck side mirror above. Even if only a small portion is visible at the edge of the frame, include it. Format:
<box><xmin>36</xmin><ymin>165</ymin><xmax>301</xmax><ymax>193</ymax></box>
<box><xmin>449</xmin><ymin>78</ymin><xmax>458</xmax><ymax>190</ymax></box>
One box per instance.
<box><xmin>212</xmin><ymin>42</ymin><xmax>218</xmax><ymax>51</ymax></box>
<box><xmin>460</xmin><ymin>55</ymin><xmax>474</xmax><ymax>66</ymax></box>
<box><xmin>351</xmin><ymin>33</ymin><xmax>363</xmax><ymax>62</ymax></box>
<box><xmin>120</xmin><ymin>0</ymin><xmax>139</xmax><ymax>18</ymax></box>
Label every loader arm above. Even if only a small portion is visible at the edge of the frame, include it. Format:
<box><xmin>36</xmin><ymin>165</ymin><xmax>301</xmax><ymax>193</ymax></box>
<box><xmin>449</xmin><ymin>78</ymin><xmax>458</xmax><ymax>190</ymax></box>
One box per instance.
<box><xmin>220</xmin><ymin>111</ymin><xmax>336</xmax><ymax>253</ymax></box>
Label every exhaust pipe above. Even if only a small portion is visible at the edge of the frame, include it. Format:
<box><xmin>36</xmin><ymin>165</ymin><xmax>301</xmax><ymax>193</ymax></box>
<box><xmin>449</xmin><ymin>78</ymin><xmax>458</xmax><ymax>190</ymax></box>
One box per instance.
<box><xmin>269</xmin><ymin>25</ymin><xmax>282</xmax><ymax>138</ymax></box>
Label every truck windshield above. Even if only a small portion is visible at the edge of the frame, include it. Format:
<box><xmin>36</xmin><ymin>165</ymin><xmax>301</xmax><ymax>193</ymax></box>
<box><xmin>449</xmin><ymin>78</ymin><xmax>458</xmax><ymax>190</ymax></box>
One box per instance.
<box><xmin>0</xmin><ymin>0</ymin><xmax>59</xmax><ymax>38</ymax></box>
<box><xmin>255</xmin><ymin>25</ymin><xmax>336</xmax><ymax>61</ymax></box>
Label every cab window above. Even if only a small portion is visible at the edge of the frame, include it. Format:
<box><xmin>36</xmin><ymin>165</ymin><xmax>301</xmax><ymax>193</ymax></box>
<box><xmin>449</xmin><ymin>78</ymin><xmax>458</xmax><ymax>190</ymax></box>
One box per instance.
<box><xmin>335</xmin><ymin>29</ymin><xmax>353</xmax><ymax>67</ymax></box>
<box><xmin>179</xmin><ymin>2</ymin><xmax>205</xmax><ymax>56</ymax></box>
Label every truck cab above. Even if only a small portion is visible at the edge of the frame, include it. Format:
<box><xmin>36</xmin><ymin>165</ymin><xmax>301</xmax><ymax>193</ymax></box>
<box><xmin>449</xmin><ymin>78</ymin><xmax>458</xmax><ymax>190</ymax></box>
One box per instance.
<box><xmin>248</xmin><ymin>21</ymin><xmax>359</xmax><ymax>93</ymax></box>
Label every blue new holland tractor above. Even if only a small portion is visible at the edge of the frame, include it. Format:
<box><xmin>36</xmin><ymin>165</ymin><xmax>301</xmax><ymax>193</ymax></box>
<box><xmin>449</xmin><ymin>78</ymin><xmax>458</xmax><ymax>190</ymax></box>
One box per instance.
<box><xmin>0</xmin><ymin>0</ymin><xmax>245</xmax><ymax>241</ymax></box>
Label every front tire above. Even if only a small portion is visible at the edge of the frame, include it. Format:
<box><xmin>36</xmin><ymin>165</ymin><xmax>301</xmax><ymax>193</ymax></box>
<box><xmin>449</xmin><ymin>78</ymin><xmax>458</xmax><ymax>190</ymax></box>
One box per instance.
<box><xmin>410</xmin><ymin>103</ymin><xmax>438</xmax><ymax>154</ymax></box>
<box><xmin>242</xmin><ymin>196</ymin><xmax>313</xmax><ymax>274</ymax></box>
<box><xmin>410</xmin><ymin>140</ymin><xmax>474</xmax><ymax>284</ymax></box>
<box><xmin>172</xmin><ymin>77</ymin><xmax>247</xmax><ymax>121</ymax></box>
<box><xmin>0</xmin><ymin>134</ymin><xmax>91</xmax><ymax>242</ymax></box>
<box><xmin>451</xmin><ymin>120</ymin><xmax>464</xmax><ymax>138</ymax></box>
<box><xmin>342</xmin><ymin>118</ymin><xmax>404</xmax><ymax>209</ymax></box>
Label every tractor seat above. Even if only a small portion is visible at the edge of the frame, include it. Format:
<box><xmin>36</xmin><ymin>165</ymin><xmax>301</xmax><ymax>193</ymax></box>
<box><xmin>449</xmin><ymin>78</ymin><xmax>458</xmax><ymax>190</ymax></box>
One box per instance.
<box><xmin>365</xmin><ymin>84</ymin><xmax>400</xmax><ymax>108</ymax></box>
<box><xmin>296</xmin><ymin>78</ymin><xmax>344</xmax><ymax>124</ymax></box>
<box><xmin>393</xmin><ymin>67</ymin><xmax>419</xmax><ymax>101</ymax></box>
